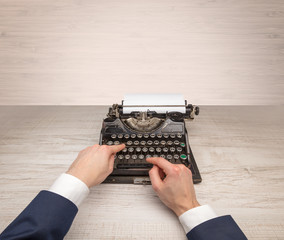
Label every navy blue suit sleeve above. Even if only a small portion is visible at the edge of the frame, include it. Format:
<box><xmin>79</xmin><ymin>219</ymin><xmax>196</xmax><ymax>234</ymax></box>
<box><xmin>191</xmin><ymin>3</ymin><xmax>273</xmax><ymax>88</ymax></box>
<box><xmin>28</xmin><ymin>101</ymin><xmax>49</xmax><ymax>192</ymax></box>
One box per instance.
<box><xmin>186</xmin><ymin>215</ymin><xmax>247</xmax><ymax>240</ymax></box>
<box><xmin>0</xmin><ymin>190</ymin><xmax>78</xmax><ymax>240</ymax></box>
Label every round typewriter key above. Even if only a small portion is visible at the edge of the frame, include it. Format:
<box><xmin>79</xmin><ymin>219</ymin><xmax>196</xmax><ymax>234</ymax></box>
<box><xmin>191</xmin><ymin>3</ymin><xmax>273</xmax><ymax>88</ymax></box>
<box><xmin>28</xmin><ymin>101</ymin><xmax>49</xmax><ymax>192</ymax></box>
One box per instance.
<box><xmin>125</xmin><ymin>155</ymin><xmax>130</xmax><ymax>160</ymax></box>
<box><xmin>177</xmin><ymin>133</ymin><xmax>182</xmax><ymax>138</ymax></box>
<box><xmin>146</xmin><ymin>154</ymin><xmax>152</xmax><ymax>159</ymax></box>
<box><xmin>142</xmin><ymin>147</ymin><xmax>148</xmax><ymax>153</ymax></box>
<box><xmin>126</xmin><ymin>140</ymin><xmax>133</xmax><ymax>146</ymax></box>
<box><xmin>163</xmin><ymin>133</ymin><xmax>169</xmax><ymax>138</ymax></box>
<box><xmin>167</xmin><ymin>155</ymin><xmax>173</xmax><ymax>160</ymax></box>
<box><xmin>160</xmin><ymin>140</ymin><xmax>166</xmax><ymax>145</ymax></box>
<box><xmin>157</xmin><ymin>133</ymin><xmax>162</xmax><ymax>138</ymax></box>
<box><xmin>134</xmin><ymin>140</ymin><xmax>139</xmax><ymax>145</ymax></box>
<box><xmin>141</xmin><ymin>140</ymin><xmax>146</xmax><ymax>145</ymax></box>
<box><xmin>118</xmin><ymin>155</ymin><xmax>124</xmax><ymax>160</ymax></box>
<box><xmin>114</xmin><ymin>155</ymin><xmax>117</xmax><ymax>159</ymax></box>
<box><xmin>156</xmin><ymin>147</ymin><xmax>161</xmax><ymax>153</ymax></box>
<box><xmin>136</xmin><ymin>147</ymin><xmax>141</xmax><ymax>152</ymax></box>
<box><xmin>137</xmin><ymin>133</ymin><xmax>143</xmax><ymax>138</ymax></box>
<box><xmin>150</xmin><ymin>133</ymin><xmax>155</xmax><ymax>138</ymax></box>
<box><xmin>122</xmin><ymin>148</ymin><xmax>127</xmax><ymax>153</ymax></box>
<box><xmin>170</xmin><ymin>147</ymin><xmax>175</xmax><ymax>152</ymax></box>
<box><xmin>170</xmin><ymin>134</ymin><xmax>175</xmax><ymax>138</ymax></box>
<box><xmin>180</xmin><ymin>154</ymin><xmax>187</xmax><ymax>160</ymax></box>
<box><xmin>132</xmin><ymin>154</ymin><xmax>137</xmax><ymax>160</ymax></box>
<box><xmin>106</xmin><ymin>141</ymin><xmax>113</xmax><ymax>145</ymax></box>
<box><xmin>174</xmin><ymin>140</ymin><xmax>180</xmax><ymax>145</ymax></box>
<box><xmin>163</xmin><ymin>147</ymin><xmax>169</xmax><ymax>153</ymax></box>
<box><xmin>177</xmin><ymin>147</ymin><xmax>182</xmax><ymax>152</ymax></box>
<box><xmin>147</xmin><ymin>140</ymin><xmax>153</xmax><ymax>145</ymax></box>
<box><xmin>111</xmin><ymin>134</ymin><xmax>117</xmax><ymax>139</ymax></box>
<box><xmin>154</xmin><ymin>140</ymin><xmax>159</xmax><ymax>145</ymax></box>
<box><xmin>118</xmin><ymin>134</ymin><xmax>123</xmax><ymax>139</ymax></box>
<box><xmin>124</xmin><ymin>134</ymin><xmax>130</xmax><ymax>139</ymax></box>
<box><xmin>167</xmin><ymin>140</ymin><xmax>173</xmax><ymax>146</ymax></box>
<box><xmin>180</xmin><ymin>142</ymin><xmax>186</xmax><ymax>147</ymax></box>
<box><xmin>144</xmin><ymin>134</ymin><xmax>149</xmax><ymax>138</ymax></box>
<box><xmin>174</xmin><ymin>154</ymin><xmax>179</xmax><ymax>160</ymax></box>
<box><xmin>114</xmin><ymin>141</ymin><xmax>120</xmax><ymax>145</ymax></box>
<box><xmin>160</xmin><ymin>154</ymin><xmax>166</xmax><ymax>158</ymax></box>
<box><xmin>128</xmin><ymin>147</ymin><xmax>134</xmax><ymax>153</ymax></box>
<box><xmin>149</xmin><ymin>147</ymin><xmax>155</xmax><ymax>153</ymax></box>
<box><xmin>138</xmin><ymin>154</ymin><xmax>144</xmax><ymax>160</ymax></box>
<box><xmin>153</xmin><ymin>154</ymin><xmax>158</xmax><ymax>157</ymax></box>
<box><xmin>131</xmin><ymin>134</ymin><xmax>136</xmax><ymax>138</ymax></box>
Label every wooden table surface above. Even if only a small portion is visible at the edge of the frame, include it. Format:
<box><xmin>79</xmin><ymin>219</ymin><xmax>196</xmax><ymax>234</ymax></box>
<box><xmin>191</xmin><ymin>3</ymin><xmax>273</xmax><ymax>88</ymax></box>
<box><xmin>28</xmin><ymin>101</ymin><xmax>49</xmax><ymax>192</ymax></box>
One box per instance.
<box><xmin>0</xmin><ymin>106</ymin><xmax>283</xmax><ymax>239</ymax></box>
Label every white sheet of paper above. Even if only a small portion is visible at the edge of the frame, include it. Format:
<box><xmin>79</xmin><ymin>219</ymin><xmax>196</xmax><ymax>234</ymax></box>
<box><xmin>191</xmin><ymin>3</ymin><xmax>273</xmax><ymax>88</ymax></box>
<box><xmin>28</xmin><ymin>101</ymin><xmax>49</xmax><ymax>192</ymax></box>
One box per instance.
<box><xmin>122</xmin><ymin>93</ymin><xmax>186</xmax><ymax>114</ymax></box>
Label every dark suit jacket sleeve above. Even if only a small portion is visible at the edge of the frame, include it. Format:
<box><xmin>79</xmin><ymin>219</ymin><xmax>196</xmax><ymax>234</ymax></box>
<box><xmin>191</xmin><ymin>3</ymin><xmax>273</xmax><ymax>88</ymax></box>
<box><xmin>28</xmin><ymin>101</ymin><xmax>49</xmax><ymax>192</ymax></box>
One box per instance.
<box><xmin>0</xmin><ymin>190</ymin><xmax>78</xmax><ymax>240</ymax></box>
<box><xmin>186</xmin><ymin>215</ymin><xmax>248</xmax><ymax>240</ymax></box>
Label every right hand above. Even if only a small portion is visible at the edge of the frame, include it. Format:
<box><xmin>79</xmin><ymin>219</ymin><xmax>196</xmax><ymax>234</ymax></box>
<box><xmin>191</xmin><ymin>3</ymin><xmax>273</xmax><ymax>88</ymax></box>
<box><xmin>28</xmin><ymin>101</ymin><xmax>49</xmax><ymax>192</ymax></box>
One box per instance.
<box><xmin>146</xmin><ymin>157</ymin><xmax>200</xmax><ymax>216</ymax></box>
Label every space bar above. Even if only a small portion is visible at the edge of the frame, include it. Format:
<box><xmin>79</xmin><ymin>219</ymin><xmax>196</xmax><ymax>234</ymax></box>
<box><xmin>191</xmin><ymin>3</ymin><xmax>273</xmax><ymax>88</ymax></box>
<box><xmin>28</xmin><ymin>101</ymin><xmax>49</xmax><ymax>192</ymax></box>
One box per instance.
<box><xmin>116</xmin><ymin>164</ymin><xmax>152</xmax><ymax>169</ymax></box>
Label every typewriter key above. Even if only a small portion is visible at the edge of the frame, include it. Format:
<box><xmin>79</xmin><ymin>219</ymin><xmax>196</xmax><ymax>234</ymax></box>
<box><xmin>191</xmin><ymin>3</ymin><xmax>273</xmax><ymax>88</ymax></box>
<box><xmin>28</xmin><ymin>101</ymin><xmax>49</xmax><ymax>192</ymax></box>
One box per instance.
<box><xmin>153</xmin><ymin>154</ymin><xmax>158</xmax><ymax>157</ymax></box>
<box><xmin>160</xmin><ymin>154</ymin><xmax>166</xmax><ymax>158</ymax></box>
<box><xmin>141</xmin><ymin>140</ymin><xmax>146</xmax><ymax>145</ymax></box>
<box><xmin>180</xmin><ymin>142</ymin><xmax>186</xmax><ymax>147</ymax></box>
<box><xmin>160</xmin><ymin>140</ymin><xmax>166</xmax><ymax>145</ymax></box>
<box><xmin>125</xmin><ymin>155</ymin><xmax>130</xmax><ymax>160</ymax></box>
<box><xmin>157</xmin><ymin>134</ymin><xmax>162</xmax><ymax>138</ymax></box>
<box><xmin>134</xmin><ymin>140</ymin><xmax>139</xmax><ymax>145</ymax></box>
<box><xmin>177</xmin><ymin>147</ymin><xmax>182</xmax><ymax>152</ymax></box>
<box><xmin>163</xmin><ymin>147</ymin><xmax>169</xmax><ymax>153</ymax></box>
<box><xmin>149</xmin><ymin>147</ymin><xmax>155</xmax><ymax>153</ymax></box>
<box><xmin>142</xmin><ymin>147</ymin><xmax>148</xmax><ymax>153</ymax></box>
<box><xmin>122</xmin><ymin>148</ymin><xmax>127</xmax><ymax>153</ymax></box>
<box><xmin>137</xmin><ymin>134</ymin><xmax>143</xmax><ymax>138</ymax></box>
<box><xmin>124</xmin><ymin>134</ymin><xmax>130</xmax><ymax>139</ymax></box>
<box><xmin>150</xmin><ymin>133</ymin><xmax>155</xmax><ymax>138</ymax></box>
<box><xmin>136</xmin><ymin>147</ymin><xmax>141</xmax><ymax>152</ymax></box>
<box><xmin>167</xmin><ymin>141</ymin><xmax>173</xmax><ymax>146</ymax></box>
<box><xmin>156</xmin><ymin>147</ymin><xmax>162</xmax><ymax>153</ymax></box>
<box><xmin>138</xmin><ymin>154</ymin><xmax>144</xmax><ymax>160</ymax></box>
<box><xmin>177</xmin><ymin>133</ymin><xmax>182</xmax><ymax>138</ymax></box>
<box><xmin>147</xmin><ymin>140</ymin><xmax>153</xmax><ymax>145</ymax></box>
<box><xmin>146</xmin><ymin>154</ymin><xmax>151</xmax><ymax>159</ymax></box>
<box><xmin>128</xmin><ymin>147</ymin><xmax>134</xmax><ymax>153</ymax></box>
<box><xmin>180</xmin><ymin>154</ymin><xmax>187</xmax><ymax>160</ymax></box>
<box><xmin>132</xmin><ymin>154</ymin><xmax>137</xmax><ymax>160</ymax></box>
<box><xmin>114</xmin><ymin>141</ymin><xmax>120</xmax><ymax>145</ymax></box>
<box><xmin>154</xmin><ymin>140</ymin><xmax>159</xmax><ymax>145</ymax></box>
<box><xmin>111</xmin><ymin>134</ymin><xmax>117</xmax><ymax>139</ymax></box>
<box><xmin>170</xmin><ymin>147</ymin><xmax>175</xmax><ymax>152</ymax></box>
<box><xmin>106</xmin><ymin>141</ymin><xmax>113</xmax><ymax>145</ymax></box>
<box><xmin>174</xmin><ymin>154</ymin><xmax>179</xmax><ymax>160</ymax></box>
<box><xmin>118</xmin><ymin>134</ymin><xmax>123</xmax><ymax>139</ymax></box>
<box><xmin>163</xmin><ymin>134</ymin><xmax>169</xmax><ymax>138</ymax></box>
<box><xmin>131</xmin><ymin>134</ymin><xmax>136</xmax><ymax>138</ymax></box>
<box><xmin>174</xmin><ymin>140</ymin><xmax>180</xmax><ymax>145</ymax></box>
<box><xmin>143</xmin><ymin>134</ymin><xmax>149</xmax><ymax>138</ymax></box>
<box><xmin>126</xmin><ymin>140</ymin><xmax>133</xmax><ymax>146</ymax></box>
<box><xmin>118</xmin><ymin>155</ymin><xmax>124</xmax><ymax>160</ymax></box>
<box><xmin>167</xmin><ymin>155</ymin><xmax>173</xmax><ymax>160</ymax></box>
<box><xmin>170</xmin><ymin>134</ymin><xmax>175</xmax><ymax>138</ymax></box>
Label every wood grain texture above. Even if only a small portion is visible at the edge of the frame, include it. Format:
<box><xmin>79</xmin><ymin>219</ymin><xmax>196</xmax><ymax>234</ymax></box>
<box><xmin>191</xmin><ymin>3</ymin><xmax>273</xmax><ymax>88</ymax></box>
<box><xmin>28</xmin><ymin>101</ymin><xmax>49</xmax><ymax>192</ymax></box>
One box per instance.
<box><xmin>0</xmin><ymin>0</ymin><xmax>284</xmax><ymax>105</ymax></box>
<box><xmin>0</xmin><ymin>106</ymin><xmax>284</xmax><ymax>239</ymax></box>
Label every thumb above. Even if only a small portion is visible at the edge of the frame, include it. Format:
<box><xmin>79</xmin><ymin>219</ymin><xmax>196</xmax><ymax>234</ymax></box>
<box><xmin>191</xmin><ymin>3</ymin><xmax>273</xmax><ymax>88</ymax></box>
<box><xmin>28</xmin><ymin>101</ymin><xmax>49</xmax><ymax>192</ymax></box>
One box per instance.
<box><xmin>108</xmin><ymin>143</ymin><xmax>126</xmax><ymax>154</ymax></box>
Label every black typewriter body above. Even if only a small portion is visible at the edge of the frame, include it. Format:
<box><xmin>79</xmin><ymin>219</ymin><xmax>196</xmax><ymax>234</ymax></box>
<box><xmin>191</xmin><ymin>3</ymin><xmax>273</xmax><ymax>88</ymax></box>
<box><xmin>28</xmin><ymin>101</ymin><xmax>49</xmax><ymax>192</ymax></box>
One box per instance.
<box><xmin>99</xmin><ymin>103</ymin><xmax>202</xmax><ymax>184</ymax></box>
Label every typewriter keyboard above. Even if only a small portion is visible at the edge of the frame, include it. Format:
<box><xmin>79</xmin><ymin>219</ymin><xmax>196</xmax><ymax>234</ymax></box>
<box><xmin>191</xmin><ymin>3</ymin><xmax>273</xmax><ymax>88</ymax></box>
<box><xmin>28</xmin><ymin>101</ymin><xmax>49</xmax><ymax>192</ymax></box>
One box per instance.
<box><xmin>103</xmin><ymin>133</ymin><xmax>190</xmax><ymax>169</ymax></box>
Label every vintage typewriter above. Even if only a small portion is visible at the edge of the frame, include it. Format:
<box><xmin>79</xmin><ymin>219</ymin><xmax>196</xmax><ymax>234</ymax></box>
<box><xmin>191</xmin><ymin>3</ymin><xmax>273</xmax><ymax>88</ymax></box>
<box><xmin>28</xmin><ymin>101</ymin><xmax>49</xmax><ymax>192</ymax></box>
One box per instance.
<box><xmin>99</xmin><ymin>94</ymin><xmax>202</xmax><ymax>184</ymax></box>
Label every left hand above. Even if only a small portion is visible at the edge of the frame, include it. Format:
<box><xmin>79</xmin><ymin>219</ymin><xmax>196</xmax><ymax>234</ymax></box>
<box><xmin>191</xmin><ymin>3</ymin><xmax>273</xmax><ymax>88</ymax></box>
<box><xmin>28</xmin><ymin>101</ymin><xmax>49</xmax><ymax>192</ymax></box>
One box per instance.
<box><xmin>66</xmin><ymin>144</ymin><xmax>125</xmax><ymax>188</ymax></box>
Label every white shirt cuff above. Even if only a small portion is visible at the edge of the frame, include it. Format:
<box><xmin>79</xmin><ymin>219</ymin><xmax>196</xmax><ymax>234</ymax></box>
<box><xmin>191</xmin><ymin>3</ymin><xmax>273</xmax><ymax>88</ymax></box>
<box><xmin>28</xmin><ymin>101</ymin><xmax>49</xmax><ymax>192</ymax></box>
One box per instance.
<box><xmin>178</xmin><ymin>205</ymin><xmax>218</xmax><ymax>234</ymax></box>
<box><xmin>48</xmin><ymin>173</ymin><xmax>90</xmax><ymax>208</ymax></box>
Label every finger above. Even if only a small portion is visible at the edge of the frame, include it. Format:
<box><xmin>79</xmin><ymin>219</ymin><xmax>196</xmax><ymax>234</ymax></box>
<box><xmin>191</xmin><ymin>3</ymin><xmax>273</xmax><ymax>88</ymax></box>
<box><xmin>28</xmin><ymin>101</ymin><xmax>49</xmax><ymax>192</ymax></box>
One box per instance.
<box><xmin>146</xmin><ymin>157</ymin><xmax>173</xmax><ymax>175</ymax></box>
<box><xmin>149</xmin><ymin>165</ymin><xmax>163</xmax><ymax>191</ymax></box>
<box><xmin>107</xmin><ymin>144</ymin><xmax>126</xmax><ymax>154</ymax></box>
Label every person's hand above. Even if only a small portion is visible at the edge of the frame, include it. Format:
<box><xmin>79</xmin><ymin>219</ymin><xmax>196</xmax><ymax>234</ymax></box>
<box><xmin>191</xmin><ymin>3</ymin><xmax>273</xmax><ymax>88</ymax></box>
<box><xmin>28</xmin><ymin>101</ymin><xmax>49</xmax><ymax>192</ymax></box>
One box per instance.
<box><xmin>67</xmin><ymin>144</ymin><xmax>125</xmax><ymax>188</ymax></box>
<box><xmin>146</xmin><ymin>157</ymin><xmax>200</xmax><ymax>216</ymax></box>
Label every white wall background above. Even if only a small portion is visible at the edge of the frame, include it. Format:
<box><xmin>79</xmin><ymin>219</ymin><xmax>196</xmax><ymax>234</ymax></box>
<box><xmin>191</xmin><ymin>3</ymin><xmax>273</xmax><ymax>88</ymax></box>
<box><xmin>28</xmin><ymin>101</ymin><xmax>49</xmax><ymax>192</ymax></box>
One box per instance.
<box><xmin>0</xmin><ymin>0</ymin><xmax>283</xmax><ymax>105</ymax></box>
